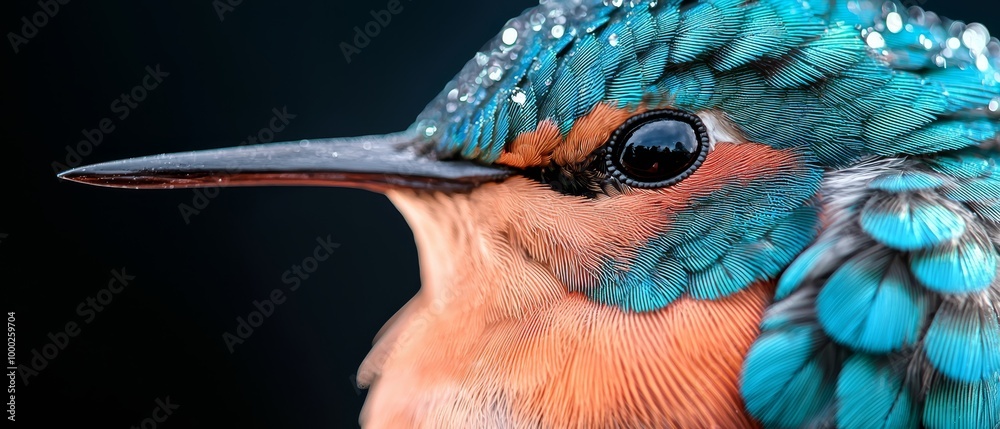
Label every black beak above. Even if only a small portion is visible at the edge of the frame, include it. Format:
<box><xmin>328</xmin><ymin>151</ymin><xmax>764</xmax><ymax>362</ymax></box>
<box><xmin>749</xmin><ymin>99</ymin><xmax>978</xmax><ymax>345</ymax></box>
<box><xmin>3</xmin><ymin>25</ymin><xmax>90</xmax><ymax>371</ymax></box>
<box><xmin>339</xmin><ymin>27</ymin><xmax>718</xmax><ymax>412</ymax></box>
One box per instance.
<box><xmin>57</xmin><ymin>129</ymin><xmax>510</xmax><ymax>192</ymax></box>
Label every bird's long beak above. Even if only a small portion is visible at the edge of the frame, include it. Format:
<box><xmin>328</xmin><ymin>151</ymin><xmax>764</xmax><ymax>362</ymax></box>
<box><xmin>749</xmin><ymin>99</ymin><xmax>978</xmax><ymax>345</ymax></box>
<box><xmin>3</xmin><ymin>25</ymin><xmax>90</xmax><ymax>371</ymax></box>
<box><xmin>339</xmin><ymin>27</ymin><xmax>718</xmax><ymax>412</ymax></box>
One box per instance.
<box><xmin>57</xmin><ymin>129</ymin><xmax>510</xmax><ymax>192</ymax></box>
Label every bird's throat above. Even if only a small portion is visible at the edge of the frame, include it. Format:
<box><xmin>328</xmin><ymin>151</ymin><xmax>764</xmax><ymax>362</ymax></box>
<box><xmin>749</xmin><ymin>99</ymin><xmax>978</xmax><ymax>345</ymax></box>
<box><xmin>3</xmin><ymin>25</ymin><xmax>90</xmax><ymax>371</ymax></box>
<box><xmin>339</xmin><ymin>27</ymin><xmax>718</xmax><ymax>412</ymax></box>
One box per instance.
<box><xmin>356</xmin><ymin>182</ymin><xmax>770</xmax><ymax>427</ymax></box>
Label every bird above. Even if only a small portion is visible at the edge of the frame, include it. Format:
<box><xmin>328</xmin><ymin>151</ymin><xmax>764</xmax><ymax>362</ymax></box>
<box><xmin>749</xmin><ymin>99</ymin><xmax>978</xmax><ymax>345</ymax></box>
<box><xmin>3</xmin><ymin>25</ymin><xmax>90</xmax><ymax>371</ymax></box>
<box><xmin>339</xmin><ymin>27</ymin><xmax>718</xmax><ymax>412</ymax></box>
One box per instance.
<box><xmin>58</xmin><ymin>0</ymin><xmax>1000</xmax><ymax>427</ymax></box>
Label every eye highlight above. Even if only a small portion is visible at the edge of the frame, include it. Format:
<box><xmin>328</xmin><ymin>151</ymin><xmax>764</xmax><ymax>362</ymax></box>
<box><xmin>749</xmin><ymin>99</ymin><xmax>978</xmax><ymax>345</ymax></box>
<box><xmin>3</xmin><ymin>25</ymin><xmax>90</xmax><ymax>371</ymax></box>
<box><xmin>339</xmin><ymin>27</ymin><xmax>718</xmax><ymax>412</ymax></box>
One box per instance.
<box><xmin>605</xmin><ymin>109</ymin><xmax>709</xmax><ymax>188</ymax></box>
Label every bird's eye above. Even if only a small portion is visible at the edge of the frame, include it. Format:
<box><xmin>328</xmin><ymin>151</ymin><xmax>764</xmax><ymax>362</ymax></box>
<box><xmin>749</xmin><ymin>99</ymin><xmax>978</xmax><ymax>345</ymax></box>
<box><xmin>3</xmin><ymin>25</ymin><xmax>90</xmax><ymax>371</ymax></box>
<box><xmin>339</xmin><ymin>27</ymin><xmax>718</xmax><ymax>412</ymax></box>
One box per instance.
<box><xmin>605</xmin><ymin>109</ymin><xmax>709</xmax><ymax>188</ymax></box>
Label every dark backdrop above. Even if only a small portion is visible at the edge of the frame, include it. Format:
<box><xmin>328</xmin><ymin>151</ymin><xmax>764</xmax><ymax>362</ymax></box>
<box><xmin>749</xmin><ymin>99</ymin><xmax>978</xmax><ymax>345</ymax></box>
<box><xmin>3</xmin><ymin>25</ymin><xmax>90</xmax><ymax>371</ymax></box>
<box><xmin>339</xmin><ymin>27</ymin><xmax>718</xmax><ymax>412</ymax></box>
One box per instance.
<box><xmin>3</xmin><ymin>1</ymin><xmax>997</xmax><ymax>427</ymax></box>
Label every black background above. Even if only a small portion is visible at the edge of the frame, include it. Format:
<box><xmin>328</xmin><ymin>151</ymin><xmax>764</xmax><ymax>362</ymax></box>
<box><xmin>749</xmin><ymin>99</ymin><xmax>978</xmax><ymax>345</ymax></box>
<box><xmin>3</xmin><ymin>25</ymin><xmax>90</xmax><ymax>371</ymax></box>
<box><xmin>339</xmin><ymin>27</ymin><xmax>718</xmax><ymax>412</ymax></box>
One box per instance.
<box><xmin>3</xmin><ymin>1</ymin><xmax>997</xmax><ymax>427</ymax></box>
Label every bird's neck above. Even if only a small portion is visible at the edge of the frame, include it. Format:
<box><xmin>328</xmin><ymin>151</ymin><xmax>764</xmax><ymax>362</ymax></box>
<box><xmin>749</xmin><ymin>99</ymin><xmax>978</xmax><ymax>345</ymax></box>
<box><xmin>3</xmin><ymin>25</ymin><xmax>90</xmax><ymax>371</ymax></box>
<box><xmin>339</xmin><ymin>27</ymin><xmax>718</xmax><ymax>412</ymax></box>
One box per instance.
<box><xmin>358</xmin><ymin>181</ymin><xmax>769</xmax><ymax>427</ymax></box>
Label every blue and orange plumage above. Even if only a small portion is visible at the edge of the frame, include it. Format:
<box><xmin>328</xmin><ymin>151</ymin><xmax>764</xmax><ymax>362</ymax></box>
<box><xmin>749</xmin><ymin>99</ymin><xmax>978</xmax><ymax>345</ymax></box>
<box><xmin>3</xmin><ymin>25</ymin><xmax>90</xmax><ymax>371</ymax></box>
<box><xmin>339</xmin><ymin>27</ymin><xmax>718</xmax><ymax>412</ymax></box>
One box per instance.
<box><xmin>60</xmin><ymin>0</ymin><xmax>1000</xmax><ymax>427</ymax></box>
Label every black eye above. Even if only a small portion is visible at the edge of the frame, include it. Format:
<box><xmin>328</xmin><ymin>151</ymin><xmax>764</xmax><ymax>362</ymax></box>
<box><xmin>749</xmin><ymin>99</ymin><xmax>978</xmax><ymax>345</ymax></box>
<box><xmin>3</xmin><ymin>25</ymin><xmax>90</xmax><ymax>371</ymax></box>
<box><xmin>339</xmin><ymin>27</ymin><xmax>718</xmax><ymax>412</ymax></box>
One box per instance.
<box><xmin>605</xmin><ymin>109</ymin><xmax>709</xmax><ymax>188</ymax></box>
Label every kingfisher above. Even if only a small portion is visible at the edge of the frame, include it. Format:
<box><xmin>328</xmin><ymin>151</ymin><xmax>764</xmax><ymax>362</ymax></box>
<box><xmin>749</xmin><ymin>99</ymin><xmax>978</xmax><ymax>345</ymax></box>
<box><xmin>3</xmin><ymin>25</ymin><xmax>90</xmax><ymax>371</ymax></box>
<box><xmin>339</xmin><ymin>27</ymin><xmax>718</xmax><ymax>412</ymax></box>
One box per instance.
<box><xmin>59</xmin><ymin>0</ymin><xmax>1000</xmax><ymax>427</ymax></box>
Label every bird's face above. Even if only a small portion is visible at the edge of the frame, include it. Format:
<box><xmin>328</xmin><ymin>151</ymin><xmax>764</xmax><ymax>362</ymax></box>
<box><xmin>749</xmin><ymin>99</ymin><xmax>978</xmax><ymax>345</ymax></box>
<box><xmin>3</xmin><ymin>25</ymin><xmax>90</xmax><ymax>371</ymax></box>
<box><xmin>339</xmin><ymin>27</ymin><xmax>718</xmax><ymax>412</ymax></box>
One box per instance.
<box><xmin>383</xmin><ymin>108</ymin><xmax>820</xmax><ymax>313</ymax></box>
<box><xmin>60</xmin><ymin>0</ymin><xmax>831</xmax><ymax>313</ymax></box>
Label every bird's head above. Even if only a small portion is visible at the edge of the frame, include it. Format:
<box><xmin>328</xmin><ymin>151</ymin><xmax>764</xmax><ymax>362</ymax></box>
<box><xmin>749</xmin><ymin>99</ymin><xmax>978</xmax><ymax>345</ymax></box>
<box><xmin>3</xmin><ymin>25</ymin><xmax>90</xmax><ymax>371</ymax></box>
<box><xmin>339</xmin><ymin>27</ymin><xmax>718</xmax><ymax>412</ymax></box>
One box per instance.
<box><xmin>59</xmin><ymin>0</ymin><xmax>828</xmax><ymax>307</ymax></box>
<box><xmin>60</xmin><ymin>1</ymin><xmax>1000</xmax><ymax>408</ymax></box>
<box><xmin>59</xmin><ymin>0</ymin><xmax>1000</xmax><ymax>307</ymax></box>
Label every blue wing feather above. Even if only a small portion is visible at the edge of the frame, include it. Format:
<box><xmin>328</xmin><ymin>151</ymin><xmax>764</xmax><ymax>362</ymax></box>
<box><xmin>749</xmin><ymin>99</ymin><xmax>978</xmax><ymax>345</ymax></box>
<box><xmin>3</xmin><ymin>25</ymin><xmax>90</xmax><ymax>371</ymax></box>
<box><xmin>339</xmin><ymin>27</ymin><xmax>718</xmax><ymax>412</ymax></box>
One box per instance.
<box><xmin>859</xmin><ymin>192</ymin><xmax>966</xmax><ymax>251</ymax></box>
<box><xmin>923</xmin><ymin>377</ymin><xmax>1000</xmax><ymax>429</ymax></box>
<box><xmin>924</xmin><ymin>296</ymin><xmax>1000</xmax><ymax>383</ymax></box>
<box><xmin>816</xmin><ymin>250</ymin><xmax>928</xmax><ymax>353</ymax></box>
<box><xmin>747</xmin><ymin>149</ymin><xmax>1000</xmax><ymax>428</ymax></box>
<box><xmin>911</xmin><ymin>237</ymin><xmax>997</xmax><ymax>294</ymax></box>
<box><xmin>742</xmin><ymin>290</ymin><xmax>842</xmax><ymax>429</ymax></box>
<box><xmin>836</xmin><ymin>355</ymin><xmax>919</xmax><ymax>429</ymax></box>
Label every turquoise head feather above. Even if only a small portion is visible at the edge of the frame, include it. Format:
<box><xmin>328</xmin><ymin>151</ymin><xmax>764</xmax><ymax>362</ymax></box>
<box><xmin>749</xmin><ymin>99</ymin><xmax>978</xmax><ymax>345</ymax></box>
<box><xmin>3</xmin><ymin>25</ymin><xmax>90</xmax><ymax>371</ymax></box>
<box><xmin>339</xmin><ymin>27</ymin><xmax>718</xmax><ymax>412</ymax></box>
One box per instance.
<box><xmin>411</xmin><ymin>0</ymin><xmax>1000</xmax><ymax>166</ymax></box>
